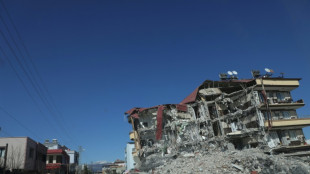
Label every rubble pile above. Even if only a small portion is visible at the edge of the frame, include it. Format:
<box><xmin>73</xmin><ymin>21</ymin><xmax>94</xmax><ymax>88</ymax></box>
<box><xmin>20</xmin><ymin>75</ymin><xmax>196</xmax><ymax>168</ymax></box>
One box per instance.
<box><xmin>151</xmin><ymin>147</ymin><xmax>310</xmax><ymax>174</ymax></box>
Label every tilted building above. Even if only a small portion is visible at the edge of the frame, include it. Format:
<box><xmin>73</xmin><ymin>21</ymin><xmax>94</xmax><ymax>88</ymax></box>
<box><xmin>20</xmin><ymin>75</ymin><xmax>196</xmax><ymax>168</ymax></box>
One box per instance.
<box><xmin>125</xmin><ymin>72</ymin><xmax>310</xmax><ymax>170</ymax></box>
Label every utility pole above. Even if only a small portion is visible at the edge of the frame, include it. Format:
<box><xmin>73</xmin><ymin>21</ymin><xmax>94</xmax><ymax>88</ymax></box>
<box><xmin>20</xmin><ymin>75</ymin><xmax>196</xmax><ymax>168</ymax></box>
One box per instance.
<box><xmin>3</xmin><ymin>143</ymin><xmax>8</xmax><ymax>174</ymax></box>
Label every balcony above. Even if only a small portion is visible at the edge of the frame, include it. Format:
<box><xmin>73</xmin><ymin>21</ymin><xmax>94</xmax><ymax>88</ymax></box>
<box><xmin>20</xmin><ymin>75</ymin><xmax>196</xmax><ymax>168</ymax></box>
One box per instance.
<box><xmin>260</xmin><ymin>99</ymin><xmax>305</xmax><ymax>110</ymax></box>
<box><xmin>129</xmin><ymin>132</ymin><xmax>134</xmax><ymax>141</ymax></box>
<box><xmin>264</xmin><ymin>118</ymin><xmax>310</xmax><ymax>129</ymax></box>
<box><xmin>129</xmin><ymin>131</ymin><xmax>139</xmax><ymax>141</ymax></box>
<box><xmin>255</xmin><ymin>78</ymin><xmax>300</xmax><ymax>91</ymax></box>
<box><xmin>273</xmin><ymin>145</ymin><xmax>310</xmax><ymax>156</ymax></box>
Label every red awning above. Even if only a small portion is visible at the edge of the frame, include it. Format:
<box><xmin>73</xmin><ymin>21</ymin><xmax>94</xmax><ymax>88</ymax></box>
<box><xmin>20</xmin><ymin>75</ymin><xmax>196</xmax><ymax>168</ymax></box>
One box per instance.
<box><xmin>47</xmin><ymin>149</ymin><xmax>63</xmax><ymax>154</ymax></box>
<box><xmin>125</xmin><ymin>108</ymin><xmax>139</xmax><ymax>115</ymax></box>
<box><xmin>176</xmin><ymin>104</ymin><xmax>187</xmax><ymax>112</ymax></box>
<box><xmin>156</xmin><ymin>106</ymin><xmax>165</xmax><ymax>140</ymax></box>
<box><xmin>180</xmin><ymin>87</ymin><xmax>199</xmax><ymax>104</ymax></box>
<box><xmin>46</xmin><ymin>163</ymin><xmax>62</xmax><ymax>169</ymax></box>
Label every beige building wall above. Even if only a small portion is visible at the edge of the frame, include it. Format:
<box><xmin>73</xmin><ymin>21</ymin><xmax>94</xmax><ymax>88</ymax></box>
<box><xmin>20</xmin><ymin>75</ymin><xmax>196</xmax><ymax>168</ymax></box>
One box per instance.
<box><xmin>0</xmin><ymin>137</ymin><xmax>27</xmax><ymax>170</ymax></box>
<box><xmin>0</xmin><ymin>137</ymin><xmax>46</xmax><ymax>171</ymax></box>
<box><xmin>255</xmin><ymin>79</ymin><xmax>300</xmax><ymax>86</ymax></box>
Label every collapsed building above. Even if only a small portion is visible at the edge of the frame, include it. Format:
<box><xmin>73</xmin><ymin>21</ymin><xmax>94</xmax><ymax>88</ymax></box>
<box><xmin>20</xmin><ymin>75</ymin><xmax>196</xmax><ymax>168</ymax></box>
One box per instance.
<box><xmin>125</xmin><ymin>71</ymin><xmax>310</xmax><ymax>171</ymax></box>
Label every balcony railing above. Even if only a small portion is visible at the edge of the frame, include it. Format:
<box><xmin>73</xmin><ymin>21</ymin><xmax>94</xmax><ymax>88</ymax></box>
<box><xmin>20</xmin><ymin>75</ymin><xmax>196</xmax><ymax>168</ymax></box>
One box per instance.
<box><xmin>264</xmin><ymin>118</ymin><xmax>310</xmax><ymax>128</ymax></box>
<box><xmin>271</xmin><ymin>116</ymin><xmax>297</xmax><ymax>120</ymax></box>
<box><xmin>269</xmin><ymin>115</ymin><xmax>310</xmax><ymax>121</ymax></box>
<box><xmin>266</xmin><ymin>98</ymin><xmax>304</xmax><ymax>105</ymax></box>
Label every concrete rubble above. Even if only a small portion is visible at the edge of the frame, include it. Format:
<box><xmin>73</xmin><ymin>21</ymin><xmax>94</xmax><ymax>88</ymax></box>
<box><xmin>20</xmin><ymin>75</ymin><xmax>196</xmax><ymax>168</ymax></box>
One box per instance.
<box><xmin>125</xmin><ymin>72</ymin><xmax>310</xmax><ymax>173</ymax></box>
<box><xmin>151</xmin><ymin>146</ymin><xmax>310</xmax><ymax>174</ymax></box>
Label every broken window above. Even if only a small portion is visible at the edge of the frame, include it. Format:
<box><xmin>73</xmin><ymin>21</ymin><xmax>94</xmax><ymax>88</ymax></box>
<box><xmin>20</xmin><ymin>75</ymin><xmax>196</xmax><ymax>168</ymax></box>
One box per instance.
<box><xmin>276</xmin><ymin>92</ymin><xmax>284</xmax><ymax>101</ymax></box>
<box><xmin>258</xmin><ymin>91</ymin><xmax>265</xmax><ymax>103</ymax></box>
<box><xmin>267</xmin><ymin>131</ymin><xmax>280</xmax><ymax>148</ymax></box>
<box><xmin>142</xmin><ymin>122</ymin><xmax>148</xmax><ymax>127</ymax></box>
<box><xmin>282</xmin><ymin>111</ymin><xmax>291</xmax><ymax>119</ymax></box>
<box><xmin>268</xmin><ymin>92</ymin><xmax>274</xmax><ymax>98</ymax></box>
<box><xmin>209</xmin><ymin>106</ymin><xmax>216</xmax><ymax>119</ymax></box>
<box><xmin>192</xmin><ymin>105</ymin><xmax>200</xmax><ymax>118</ymax></box>
<box><xmin>274</xmin><ymin>112</ymin><xmax>280</xmax><ymax>120</ymax></box>
<box><xmin>263</xmin><ymin>111</ymin><xmax>268</xmax><ymax>120</ymax></box>
<box><xmin>230</xmin><ymin>122</ymin><xmax>237</xmax><ymax>132</ymax></box>
<box><xmin>212</xmin><ymin>121</ymin><xmax>222</xmax><ymax>136</ymax></box>
<box><xmin>134</xmin><ymin>119</ymin><xmax>139</xmax><ymax>130</ymax></box>
<box><xmin>288</xmin><ymin>130</ymin><xmax>298</xmax><ymax>141</ymax></box>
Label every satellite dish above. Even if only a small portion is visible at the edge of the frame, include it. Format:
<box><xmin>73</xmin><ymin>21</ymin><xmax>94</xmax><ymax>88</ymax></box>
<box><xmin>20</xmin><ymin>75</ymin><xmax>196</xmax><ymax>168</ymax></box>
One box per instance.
<box><xmin>265</xmin><ymin>68</ymin><xmax>271</xmax><ymax>73</ymax></box>
<box><xmin>232</xmin><ymin>71</ymin><xmax>238</xmax><ymax>75</ymax></box>
<box><xmin>227</xmin><ymin>71</ymin><xmax>233</xmax><ymax>75</ymax></box>
<box><xmin>219</xmin><ymin>73</ymin><xmax>228</xmax><ymax>80</ymax></box>
<box><xmin>251</xmin><ymin>70</ymin><xmax>260</xmax><ymax>78</ymax></box>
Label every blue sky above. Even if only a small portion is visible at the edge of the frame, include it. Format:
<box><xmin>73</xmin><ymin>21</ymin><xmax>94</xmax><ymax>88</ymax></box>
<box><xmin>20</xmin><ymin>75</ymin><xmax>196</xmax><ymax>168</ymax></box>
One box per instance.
<box><xmin>0</xmin><ymin>0</ymin><xmax>309</xmax><ymax>163</ymax></box>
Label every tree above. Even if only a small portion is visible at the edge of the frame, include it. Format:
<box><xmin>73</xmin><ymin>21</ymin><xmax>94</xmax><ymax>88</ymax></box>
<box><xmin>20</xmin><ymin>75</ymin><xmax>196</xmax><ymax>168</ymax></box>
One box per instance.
<box><xmin>82</xmin><ymin>165</ymin><xmax>91</xmax><ymax>174</ymax></box>
<box><xmin>7</xmin><ymin>145</ymin><xmax>24</xmax><ymax>170</ymax></box>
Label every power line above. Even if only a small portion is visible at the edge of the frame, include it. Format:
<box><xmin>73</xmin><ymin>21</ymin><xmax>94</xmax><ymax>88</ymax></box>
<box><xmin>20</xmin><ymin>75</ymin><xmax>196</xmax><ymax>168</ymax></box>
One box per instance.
<box><xmin>0</xmin><ymin>0</ymin><xmax>61</xmax><ymax>118</ymax></box>
<box><xmin>0</xmin><ymin>1</ymin><xmax>80</xmax><ymax>145</ymax></box>
<box><xmin>0</xmin><ymin>27</ymin><xmax>59</xmax><ymax>121</ymax></box>
<box><xmin>0</xmin><ymin>0</ymin><xmax>81</xmax><ymax>148</ymax></box>
<box><xmin>0</xmin><ymin>43</ymin><xmax>76</xmax><ymax>147</ymax></box>
<box><xmin>0</xmin><ymin>15</ymin><xmax>74</xmax><ymax>144</ymax></box>
<box><xmin>0</xmin><ymin>46</ymin><xmax>67</xmax><ymax>143</ymax></box>
<box><xmin>0</xmin><ymin>105</ymin><xmax>44</xmax><ymax>141</ymax></box>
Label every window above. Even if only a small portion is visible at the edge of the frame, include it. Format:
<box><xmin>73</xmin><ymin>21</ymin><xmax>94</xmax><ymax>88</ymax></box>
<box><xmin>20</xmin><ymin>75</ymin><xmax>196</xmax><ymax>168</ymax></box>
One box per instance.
<box><xmin>276</xmin><ymin>92</ymin><xmax>283</xmax><ymax>101</ymax></box>
<box><xmin>0</xmin><ymin>148</ymin><xmax>5</xmax><ymax>158</ymax></box>
<box><xmin>289</xmin><ymin>130</ymin><xmax>298</xmax><ymax>141</ymax></box>
<box><xmin>274</xmin><ymin>112</ymin><xmax>280</xmax><ymax>120</ymax></box>
<box><xmin>142</xmin><ymin>122</ymin><xmax>148</xmax><ymax>127</ymax></box>
<box><xmin>49</xmin><ymin>155</ymin><xmax>53</xmax><ymax>163</ymax></box>
<box><xmin>282</xmin><ymin>111</ymin><xmax>291</xmax><ymax>119</ymax></box>
<box><xmin>268</xmin><ymin>92</ymin><xmax>274</xmax><ymax>98</ymax></box>
<box><xmin>263</xmin><ymin>111</ymin><xmax>268</xmax><ymax>120</ymax></box>
<box><xmin>258</xmin><ymin>92</ymin><xmax>265</xmax><ymax>103</ymax></box>
<box><xmin>56</xmin><ymin>155</ymin><xmax>62</xmax><ymax>163</ymax></box>
<box><xmin>29</xmin><ymin>148</ymin><xmax>34</xmax><ymax>158</ymax></box>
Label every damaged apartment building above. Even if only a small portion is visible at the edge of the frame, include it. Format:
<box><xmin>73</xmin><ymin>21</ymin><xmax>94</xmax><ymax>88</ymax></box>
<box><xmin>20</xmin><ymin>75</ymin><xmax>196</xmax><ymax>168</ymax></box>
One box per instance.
<box><xmin>125</xmin><ymin>70</ymin><xmax>310</xmax><ymax>170</ymax></box>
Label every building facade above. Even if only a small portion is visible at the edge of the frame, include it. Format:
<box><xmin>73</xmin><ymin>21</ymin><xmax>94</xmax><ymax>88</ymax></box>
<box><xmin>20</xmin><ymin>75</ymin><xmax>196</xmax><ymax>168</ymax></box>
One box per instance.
<box><xmin>125</xmin><ymin>142</ymin><xmax>135</xmax><ymax>171</ymax></box>
<box><xmin>44</xmin><ymin>139</ymin><xmax>66</xmax><ymax>150</ymax></box>
<box><xmin>65</xmin><ymin>149</ymin><xmax>79</xmax><ymax>174</ymax></box>
<box><xmin>125</xmin><ymin>72</ymin><xmax>310</xmax><ymax>170</ymax></box>
<box><xmin>44</xmin><ymin>139</ymin><xmax>73</xmax><ymax>174</ymax></box>
<box><xmin>0</xmin><ymin>137</ymin><xmax>47</xmax><ymax>173</ymax></box>
<box><xmin>46</xmin><ymin>149</ymin><xmax>69</xmax><ymax>174</ymax></box>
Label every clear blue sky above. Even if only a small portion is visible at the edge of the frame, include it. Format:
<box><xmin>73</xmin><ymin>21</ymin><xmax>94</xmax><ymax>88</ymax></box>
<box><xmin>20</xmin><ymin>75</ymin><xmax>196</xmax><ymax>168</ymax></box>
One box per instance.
<box><xmin>0</xmin><ymin>0</ymin><xmax>309</xmax><ymax>163</ymax></box>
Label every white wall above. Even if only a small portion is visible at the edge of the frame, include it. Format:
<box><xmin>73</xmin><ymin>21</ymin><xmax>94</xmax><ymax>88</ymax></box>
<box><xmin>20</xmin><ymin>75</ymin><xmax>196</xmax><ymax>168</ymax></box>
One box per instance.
<box><xmin>125</xmin><ymin>143</ymin><xmax>135</xmax><ymax>171</ymax></box>
<box><xmin>66</xmin><ymin>150</ymin><xmax>77</xmax><ymax>164</ymax></box>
